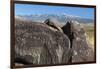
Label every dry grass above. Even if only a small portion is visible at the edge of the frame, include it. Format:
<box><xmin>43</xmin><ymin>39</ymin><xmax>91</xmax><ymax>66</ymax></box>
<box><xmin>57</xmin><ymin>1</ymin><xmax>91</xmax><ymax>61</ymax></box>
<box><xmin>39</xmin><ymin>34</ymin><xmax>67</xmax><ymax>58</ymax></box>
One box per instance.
<box><xmin>84</xmin><ymin>24</ymin><xmax>94</xmax><ymax>49</ymax></box>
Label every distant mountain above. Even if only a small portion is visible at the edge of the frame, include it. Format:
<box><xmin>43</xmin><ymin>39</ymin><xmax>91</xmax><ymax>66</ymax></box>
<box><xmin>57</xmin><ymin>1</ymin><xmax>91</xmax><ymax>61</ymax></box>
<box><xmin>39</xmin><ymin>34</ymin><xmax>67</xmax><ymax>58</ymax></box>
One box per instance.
<box><xmin>15</xmin><ymin>13</ymin><xmax>94</xmax><ymax>24</ymax></box>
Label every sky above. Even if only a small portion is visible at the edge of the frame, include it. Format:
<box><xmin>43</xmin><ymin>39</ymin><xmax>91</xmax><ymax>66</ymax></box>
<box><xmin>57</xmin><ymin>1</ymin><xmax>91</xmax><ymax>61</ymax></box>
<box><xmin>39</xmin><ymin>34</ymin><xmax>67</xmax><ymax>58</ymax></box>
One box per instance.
<box><xmin>15</xmin><ymin>4</ymin><xmax>95</xmax><ymax>19</ymax></box>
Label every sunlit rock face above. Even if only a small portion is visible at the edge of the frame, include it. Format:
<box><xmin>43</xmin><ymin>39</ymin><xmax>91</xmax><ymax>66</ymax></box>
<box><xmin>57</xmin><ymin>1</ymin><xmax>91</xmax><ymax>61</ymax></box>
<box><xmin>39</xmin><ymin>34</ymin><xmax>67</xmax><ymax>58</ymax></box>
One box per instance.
<box><xmin>15</xmin><ymin>18</ymin><xmax>70</xmax><ymax>65</ymax></box>
<box><xmin>62</xmin><ymin>21</ymin><xmax>94</xmax><ymax>63</ymax></box>
<box><xmin>44</xmin><ymin>18</ymin><xmax>63</xmax><ymax>32</ymax></box>
<box><xmin>14</xmin><ymin>17</ymin><xmax>94</xmax><ymax>66</ymax></box>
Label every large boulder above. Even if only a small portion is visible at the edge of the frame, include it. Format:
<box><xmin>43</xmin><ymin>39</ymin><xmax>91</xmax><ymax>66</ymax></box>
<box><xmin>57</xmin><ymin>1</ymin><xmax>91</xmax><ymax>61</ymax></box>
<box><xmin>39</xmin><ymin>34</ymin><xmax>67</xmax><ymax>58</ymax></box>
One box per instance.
<box><xmin>62</xmin><ymin>21</ymin><xmax>94</xmax><ymax>63</ymax></box>
<box><xmin>15</xmin><ymin>18</ymin><xmax>70</xmax><ymax>65</ymax></box>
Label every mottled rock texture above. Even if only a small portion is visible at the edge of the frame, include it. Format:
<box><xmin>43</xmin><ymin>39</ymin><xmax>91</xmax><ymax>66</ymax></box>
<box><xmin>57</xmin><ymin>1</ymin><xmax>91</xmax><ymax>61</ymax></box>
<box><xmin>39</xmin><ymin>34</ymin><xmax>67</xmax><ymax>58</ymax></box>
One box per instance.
<box><xmin>62</xmin><ymin>21</ymin><xmax>94</xmax><ymax>63</ymax></box>
<box><xmin>15</xmin><ymin>18</ymin><xmax>70</xmax><ymax>65</ymax></box>
<box><xmin>14</xmin><ymin>18</ymin><xmax>94</xmax><ymax>66</ymax></box>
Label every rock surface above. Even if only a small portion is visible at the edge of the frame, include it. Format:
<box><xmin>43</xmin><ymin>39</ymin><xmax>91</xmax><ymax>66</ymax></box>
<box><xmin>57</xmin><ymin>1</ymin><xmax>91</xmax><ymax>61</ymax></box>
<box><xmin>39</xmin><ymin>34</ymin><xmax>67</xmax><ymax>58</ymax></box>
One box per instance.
<box><xmin>15</xmin><ymin>18</ymin><xmax>70</xmax><ymax>65</ymax></box>
<box><xmin>62</xmin><ymin>21</ymin><xmax>94</xmax><ymax>63</ymax></box>
<box><xmin>14</xmin><ymin>18</ymin><xmax>94</xmax><ymax>66</ymax></box>
<box><xmin>44</xmin><ymin>19</ymin><xmax>63</xmax><ymax>32</ymax></box>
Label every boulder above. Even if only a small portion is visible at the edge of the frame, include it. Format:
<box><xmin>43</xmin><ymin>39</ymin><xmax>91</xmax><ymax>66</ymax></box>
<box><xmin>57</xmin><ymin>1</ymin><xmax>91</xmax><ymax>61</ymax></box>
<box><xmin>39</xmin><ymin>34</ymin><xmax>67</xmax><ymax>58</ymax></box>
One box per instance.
<box><xmin>15</xmin><ymin>18</ymin><xmax>70</xmax><ymax>65</ymax></box>
<box><xmin>62</xmin><ymin>21</ymin><xmax>94</xmax><ymax>63</ymax></box>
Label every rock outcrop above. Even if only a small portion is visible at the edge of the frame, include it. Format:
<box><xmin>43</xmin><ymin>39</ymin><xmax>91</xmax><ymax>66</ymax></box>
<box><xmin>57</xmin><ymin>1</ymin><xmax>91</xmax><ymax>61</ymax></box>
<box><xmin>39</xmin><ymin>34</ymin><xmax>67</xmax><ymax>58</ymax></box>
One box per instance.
<box><xmin>14</xmin><ymin>18</ymin><xmax>94</xmax><ymax>66</ymax></box>
<box><xmin>62</xmin><ymin>21</ymin><xmax>94</xmax><ymax>63</ymax></box>
<box><xmin>15</xmin><ymin>18</ymin><xmax>70</xmax><ymax>65</ymax></box>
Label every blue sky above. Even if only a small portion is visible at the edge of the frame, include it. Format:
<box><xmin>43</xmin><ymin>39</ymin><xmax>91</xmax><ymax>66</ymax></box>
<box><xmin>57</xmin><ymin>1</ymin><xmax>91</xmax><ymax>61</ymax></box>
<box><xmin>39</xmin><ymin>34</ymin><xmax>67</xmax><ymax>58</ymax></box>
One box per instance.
<box><xmin>15</xmin><ymin>4</ymin><xmax>94</xmax><ymax>19</ymax></box>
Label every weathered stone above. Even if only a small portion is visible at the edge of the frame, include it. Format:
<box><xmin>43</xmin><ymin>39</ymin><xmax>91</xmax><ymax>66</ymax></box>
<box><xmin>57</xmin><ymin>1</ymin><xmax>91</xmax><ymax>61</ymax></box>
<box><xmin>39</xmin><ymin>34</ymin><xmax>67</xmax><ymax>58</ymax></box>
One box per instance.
<box><xmin>62</xmin><ymin>21</ymin><xmax>94</xmax><ymax>63</ymax></box>
<box><xmin>15</xmin><ymin>18</ymin><xmax>70</xmax><ymax>65</ymax></box>
<box><xmin>44</xmin><ymin>19</ymin><xmax>63</xmax><ymax>32</ymax></box>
